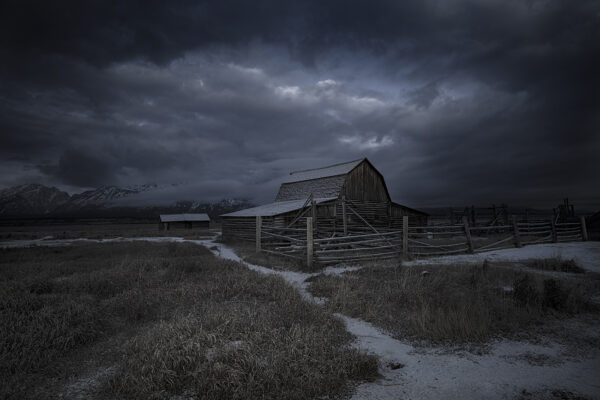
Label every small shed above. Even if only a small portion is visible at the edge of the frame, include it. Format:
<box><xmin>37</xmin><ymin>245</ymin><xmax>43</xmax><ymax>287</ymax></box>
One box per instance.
<box><xmin>221</xmin><ymin>158</ymin><xmax>427</xmax><ymax>241</ymax></box>
<box><xmin>159</xmin><ymin>213</ymin><xmax>210</xmax><ymax>231</ymax></box>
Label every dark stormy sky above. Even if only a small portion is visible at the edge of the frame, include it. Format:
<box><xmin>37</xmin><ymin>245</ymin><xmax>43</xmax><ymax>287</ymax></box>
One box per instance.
<box><xmin>1</xmin><ymin>1</ymin><xmax>599</xmax><ymax>208</ymax></box>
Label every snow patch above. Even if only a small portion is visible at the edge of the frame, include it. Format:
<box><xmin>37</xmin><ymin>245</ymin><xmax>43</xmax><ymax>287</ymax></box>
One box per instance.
<box><xmin>404</xmin><ymin>242</ymin><xmax>600</xmax><ymax>273</ymax></box>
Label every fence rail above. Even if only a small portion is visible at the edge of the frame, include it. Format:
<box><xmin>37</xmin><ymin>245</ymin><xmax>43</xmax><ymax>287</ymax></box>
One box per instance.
<box><xmin>254</xmin><ymin>214</ymin><xmax>589</xmax><ymax>267</ymax></box>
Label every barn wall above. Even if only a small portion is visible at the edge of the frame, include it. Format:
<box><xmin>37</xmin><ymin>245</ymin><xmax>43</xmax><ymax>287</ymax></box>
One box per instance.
<box><xmin>221</xmin><ymin>203</ymin><xmax>338</xmax><ymax>241</ymax></box>
<box><xmin>391</xmin><ymin>204</ymin><xmax>428</xmax><ymax>226</ymax></box>
<box><xmin>341</xmin><ymin>162</ymin><xmax>390</xmax><ymax>202</ymax></box>
<box><xmin>222</xmin><ymin>217</ymin><xmax>258</xmax><ymax>242</ymax></box>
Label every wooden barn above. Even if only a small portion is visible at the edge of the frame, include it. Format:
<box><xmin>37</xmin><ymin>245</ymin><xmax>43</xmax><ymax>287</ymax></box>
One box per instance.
<box><xmin>159</xmin><ymin>213</ymin><xmax>210</xmax><ymax>231</ymax></box>
<box><xmin>221</xmin><ymin>158</ymin><xmax>427</xmax><ymax>242</ymax></box>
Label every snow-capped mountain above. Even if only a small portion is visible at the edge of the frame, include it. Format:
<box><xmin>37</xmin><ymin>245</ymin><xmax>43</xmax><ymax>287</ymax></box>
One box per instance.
<box><xmin>0</xmin><ymin>183</ymin><xmax>252</xmax><ymax>219</ymax></box>
<box><xmin>0</xmin><ymin>184</ymin><xmax>70</xmax><ymax>215</ymax></box>
<box><xmin>68</xmin><ymin>184</ymin><xmax>158</xmax><ymax>207</ymax></box>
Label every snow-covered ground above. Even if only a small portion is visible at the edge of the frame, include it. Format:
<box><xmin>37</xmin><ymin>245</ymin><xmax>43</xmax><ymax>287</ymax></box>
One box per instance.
<box><xmin>343</xmin><ymin>314</ymin><xmax>600</xmax><ymax>400</ymax></box>
<box><xmin>405</xmin><ymin>242</ymin><xmax>600</xmax><ymax>273</ymax></box>
<box><xmin>3</xmin><ymin>236</ymin><xmax>600</xmax><ymax>399</ymax></box>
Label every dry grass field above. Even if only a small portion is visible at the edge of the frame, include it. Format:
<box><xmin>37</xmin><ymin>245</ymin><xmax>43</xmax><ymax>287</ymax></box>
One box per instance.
<box><xmin>0</xmin><ymin>223</ymin><xmax>219</xmax><ymax>241</ymax></box>
<box><xmin>0</xmin><ymin>241</ymin><xmax>378</xmax><ymax>400</ymax></box>
<box><xmin>307</xmin><ymin>260</ymin><xmax>600</xmax><ymax>345</ymax></box>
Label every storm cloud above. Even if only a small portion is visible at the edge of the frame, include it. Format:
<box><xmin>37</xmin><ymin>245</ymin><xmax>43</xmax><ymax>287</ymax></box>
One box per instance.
<box><xmin>1</xmin><ymin>0</ymin><xmax>598</xmax><ymax>208</ymax></box>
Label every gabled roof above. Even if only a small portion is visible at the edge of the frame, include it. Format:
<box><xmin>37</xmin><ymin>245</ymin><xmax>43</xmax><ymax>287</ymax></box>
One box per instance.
<box><xmin>282</xmin><ymin>158</ymin><xmax>364</xmax><ymax>183</ymax></box>
<box><xmin>275</xmin><ymin>158</ymin><xmax>366</xmax><ymax>201</ymax></box>
<box><xmin>160</xmin><ymin>213</ymin><xmax>210</xmax><ymax>222</ymax></box>
<box><xmin>222</xmin><ymin>197</ymin><xmax>336</xmax><ymax>217</ymax></box>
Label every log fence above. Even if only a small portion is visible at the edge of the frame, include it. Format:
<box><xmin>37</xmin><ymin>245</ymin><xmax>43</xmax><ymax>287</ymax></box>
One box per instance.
<box><xmin>253</xmin><ymin>214</ymin><xmax>589</xmax><ymax>267</ymax></box>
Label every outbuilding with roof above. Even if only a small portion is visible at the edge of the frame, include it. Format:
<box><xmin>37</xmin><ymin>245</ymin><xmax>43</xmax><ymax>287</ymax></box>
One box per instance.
<box><xmin>221</xmin><ymin>158</ymin><xmax>427</xmax><ymax>242</ymax></box>
<box><xmin>159</xmin><ymin>213</ymin><xmax>210</xmax><ymax>231</ymax></box>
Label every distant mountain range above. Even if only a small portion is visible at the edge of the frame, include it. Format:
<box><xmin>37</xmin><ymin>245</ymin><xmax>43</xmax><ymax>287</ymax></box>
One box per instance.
<box><xmin>0</xmin><ymin>183</ymin><xmax>253</xmax><ymax>220</ymax></box>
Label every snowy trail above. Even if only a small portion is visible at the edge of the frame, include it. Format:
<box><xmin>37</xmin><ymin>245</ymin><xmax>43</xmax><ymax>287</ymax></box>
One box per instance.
<box><xmin>3</xmin><ymin>236</ymin><xmax>600</xmax><ymax>399</ymax></box>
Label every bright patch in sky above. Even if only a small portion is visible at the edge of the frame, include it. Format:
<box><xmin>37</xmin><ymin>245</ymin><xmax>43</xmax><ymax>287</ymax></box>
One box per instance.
<box><xmin>275</xmin><ymin>85</ymin><xmax>301</xmax><ymax>98</ymax></box>
<box><xmin>339</xmin><ymin>135</ymin><xmax>394</xmax><ymax>150</ymax></box>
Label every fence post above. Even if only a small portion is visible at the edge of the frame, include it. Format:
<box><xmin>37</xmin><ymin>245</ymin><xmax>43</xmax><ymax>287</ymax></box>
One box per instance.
<box><xmin>402</xmin><ymin>216</ymin><xmax>409</xmax><ymax>257</ymax></box>
<box><xmin>580</xmin><ymin>216</ymin><xmax>588</xmax><ymax>241</ymax></box>
<box><xmin>255</xmin><ymin>216</ymin><xmax>262</xmax><ymax>253</ymax></box>
<box><xmin>342</xmin><ymin>196</ymin><xmax>348</xmax><ymax>236</ymax></box>
<box><xmin>307</xmin><ymin>217</ymin><xmax>313</xmax><ymax>268</ymax></box>
<box><xmin>462</xmin><ymin>216</ymin><xmax>474</xmax><ymax>253</ymax></box>
<box><xmin>550</xmin><ymin>219</ymin><xmax>557</xmax><ymax>242</ymax></box>
<box><xmin>512</xmin><ymin>215</ymin><xmax>522</xmax><ymax>248</ymax></box>
<box><xmin>311</xmin><ymin>200</ymin><xmax>317</xmax><ymax>231</ymax></box>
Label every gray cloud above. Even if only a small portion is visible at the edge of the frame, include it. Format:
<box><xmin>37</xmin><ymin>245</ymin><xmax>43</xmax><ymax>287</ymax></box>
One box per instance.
<box><xmin>0</xmin><ymin>0</ymin><xmax>598</xmax><ymax>209</ymax></box>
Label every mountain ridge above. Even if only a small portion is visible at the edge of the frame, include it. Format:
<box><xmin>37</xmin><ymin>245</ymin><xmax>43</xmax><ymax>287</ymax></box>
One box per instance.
<box><xmin>0</xmin><ymin>183</ymin><xmax>252</xmax><ymax>220</ymax></box>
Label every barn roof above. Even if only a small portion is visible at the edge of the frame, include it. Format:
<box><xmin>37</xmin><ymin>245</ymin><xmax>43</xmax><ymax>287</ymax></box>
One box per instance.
<box><xmin>222</xmin><ymin>197</ymin><xmax>336</xmax><ymax>217</ymax></box>
<box><xmin>160</xmin><ymin>213</ymin><xmax>210</xmax><ymax>222</ymax></box>
<box><xmin>275</xmin><ymin>158</ymin><xmax>366</xmax><ymax>201</ymax></box>
<box><xmin>283</xmin><ymin>158</ymin><xmax>363</xmax><ymax>183</ymax></box>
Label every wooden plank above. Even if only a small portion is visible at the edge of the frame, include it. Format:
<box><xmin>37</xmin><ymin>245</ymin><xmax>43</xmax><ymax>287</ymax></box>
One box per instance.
<box><xmin>342</xmin><ymin>196</ymin><xmax>348</xmax><ymax>235</ymax></box>
<box><xmin>256</xmin><ymin>216</ymin><xmax>262</xmax><ymax>252</ymax></box>
<box><xmin>403</xmin><ymin>216</ymin><xmax>408</xmax><ymax>257</ymax></box>
<box><xmin>512</xmin><ymin>215</ymin><xmax>521</xmax><ymax>248</ymax></box>
<box><xmin>261</xmin><ymin>230</ymin><xmax>305</xmax><ymax>243</ymax></box>
<box><xmin>307</xmin><ymin>217</ymin><xmax>313</xmax><ymax>268</ymax></box>
<box><xmin>286</xmin><ymin>193</ymin><xmax>313</xmax><ymax>228</ymax></box>
<box><xmin>580</xmin><ymin>216</ymin><xmax>588</xmax><ymax>241</ymax></box>
<box><xmin>316</xmin><ymin>244</ymin><xmax>399</xmax><ymax>255</ymax></box>
<box><xmin>463</xmin><ymin>216</ymin><xmax>473</xmax><ymax>253</ymax></box>
<box><xmin>316</xmin><ymin>236</ymin><xmax>402</xmax><ymax>248</ymax></box>
<box><xmin>313</xmin><ymin>230</ymin><xmax>403</xmax><ymax>242</ymax></box>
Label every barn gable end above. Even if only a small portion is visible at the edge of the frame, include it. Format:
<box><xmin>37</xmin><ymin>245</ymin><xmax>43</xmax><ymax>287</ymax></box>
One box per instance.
<box><xmin>341</xmin><ymin>159</ymin><xmax>390</xmax><ymax>202</ymax></box>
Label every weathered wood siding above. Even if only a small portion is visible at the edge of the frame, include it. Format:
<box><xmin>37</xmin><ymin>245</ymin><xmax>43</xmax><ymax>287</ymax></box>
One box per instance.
<box><xmin>275</xmin><ymin>175</ymin><xmax>346</xmax><ymax>201</ymax></box>
<box><xmin>222</xmin><ymin>217</ymin><xmax>258</xmax><ymax>242</ymax></box>
<box><xmin>390</xmin><ymin>204</ymin><xmax>428</xmax><ymax>226</ymax></box>
<box><xmin>341</xmin><ymin>162</ymin><xmax>390</xmax><ymax>202</ymax></box>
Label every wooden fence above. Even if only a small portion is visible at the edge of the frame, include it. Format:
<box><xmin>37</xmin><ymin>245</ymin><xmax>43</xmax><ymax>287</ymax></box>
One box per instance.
<box><xmin>254</xmin><ymin>215</ymin><xmax>589</xmax><ymax>266</ymax></box>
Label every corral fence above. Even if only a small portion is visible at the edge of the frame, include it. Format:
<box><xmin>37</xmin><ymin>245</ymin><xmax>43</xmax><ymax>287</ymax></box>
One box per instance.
<box><xmin>255</xmin><ymin>215</ymin><xmax>589</xmax><ymax>267</ymax></box>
